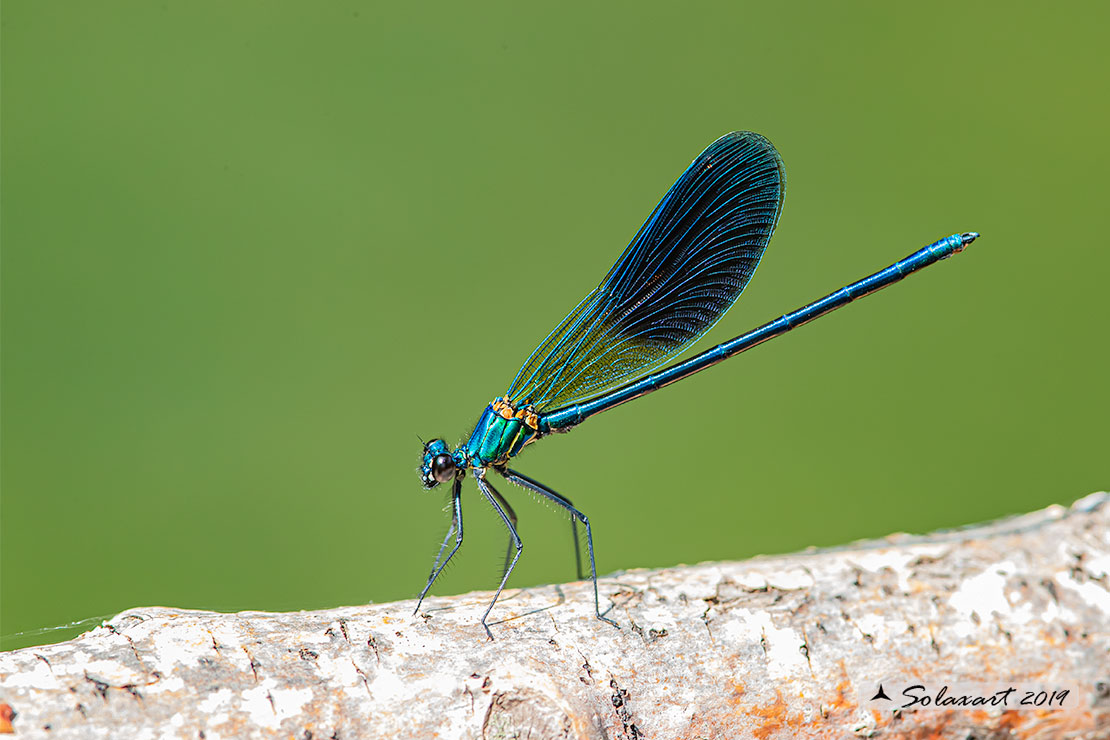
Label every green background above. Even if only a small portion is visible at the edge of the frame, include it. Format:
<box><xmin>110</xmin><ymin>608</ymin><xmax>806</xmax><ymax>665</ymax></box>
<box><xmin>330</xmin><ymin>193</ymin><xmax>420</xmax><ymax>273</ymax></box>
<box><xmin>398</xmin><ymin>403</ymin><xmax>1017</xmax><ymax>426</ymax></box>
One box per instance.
<box><xmin>3</xmin><ymin>2</ymin><xmax>1107</xmax><ymax>650</ymax></box>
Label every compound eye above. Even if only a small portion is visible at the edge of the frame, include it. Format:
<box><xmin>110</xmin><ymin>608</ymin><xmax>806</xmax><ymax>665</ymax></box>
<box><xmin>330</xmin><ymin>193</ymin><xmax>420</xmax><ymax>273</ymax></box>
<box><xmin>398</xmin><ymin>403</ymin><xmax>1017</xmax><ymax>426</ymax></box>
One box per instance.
<box><xmin>432</xmin><ymin>454</ymin><xmax>456</xmax><ymax>483</ymax></box>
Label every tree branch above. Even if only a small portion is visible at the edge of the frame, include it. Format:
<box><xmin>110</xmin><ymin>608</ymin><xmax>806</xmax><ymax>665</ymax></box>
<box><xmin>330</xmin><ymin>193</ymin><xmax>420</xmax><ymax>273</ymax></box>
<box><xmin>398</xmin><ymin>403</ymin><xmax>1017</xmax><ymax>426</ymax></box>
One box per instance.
<box><xmin>2</xmin><ymin>493</ymin><xmax>1108</xmax><ymax>739</ymax></box>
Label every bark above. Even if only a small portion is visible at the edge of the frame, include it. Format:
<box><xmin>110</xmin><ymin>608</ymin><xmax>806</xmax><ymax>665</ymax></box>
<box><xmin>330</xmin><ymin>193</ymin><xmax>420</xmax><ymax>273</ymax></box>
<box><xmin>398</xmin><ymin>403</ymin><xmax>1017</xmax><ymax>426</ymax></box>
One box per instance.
<box><xmin>2</xmin><ymin>492</ymin><xmax>1108</xmax><ymax>740</ymax></box>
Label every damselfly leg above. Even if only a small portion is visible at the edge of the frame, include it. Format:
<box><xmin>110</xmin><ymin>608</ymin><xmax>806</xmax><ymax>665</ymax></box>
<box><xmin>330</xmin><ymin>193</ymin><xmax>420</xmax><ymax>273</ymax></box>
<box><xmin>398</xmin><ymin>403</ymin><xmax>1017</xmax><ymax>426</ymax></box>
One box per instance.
<box><xmin>484</xmin><ymin>479</ymin><xmax>518</xmax><ymax>584</ymax></box>
<box><xmin>475</xmin><ymin>471</ymin><xmax>523</xmax><ymax>640</ymax></box>
<box><xmin>414</xmin><ymin>477</ymin><xmax>463</xmax><ymax>615</ymax></box>
<box><xmin>500</xmin><ymin>467</ymin><xmax>618</xmax><ymax>629</ymax></box>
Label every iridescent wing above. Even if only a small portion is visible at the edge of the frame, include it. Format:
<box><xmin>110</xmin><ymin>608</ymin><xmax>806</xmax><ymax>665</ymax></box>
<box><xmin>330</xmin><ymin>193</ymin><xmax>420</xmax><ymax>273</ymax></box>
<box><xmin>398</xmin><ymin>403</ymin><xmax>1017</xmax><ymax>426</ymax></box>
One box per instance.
<box><xmin>505</xmin><ymin>132</ymin><xmax>785</xmax><ymax>412</ymax></box>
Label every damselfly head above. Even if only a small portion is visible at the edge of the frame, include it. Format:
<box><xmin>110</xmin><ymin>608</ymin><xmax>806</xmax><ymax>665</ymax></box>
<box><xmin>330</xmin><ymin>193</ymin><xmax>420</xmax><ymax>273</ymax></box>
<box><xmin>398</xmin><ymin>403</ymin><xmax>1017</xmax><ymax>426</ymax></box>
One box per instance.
<box><xmin>419</xmin><ymin>438</ymin><xmax>457</xmax><ymax>489</ymax></box>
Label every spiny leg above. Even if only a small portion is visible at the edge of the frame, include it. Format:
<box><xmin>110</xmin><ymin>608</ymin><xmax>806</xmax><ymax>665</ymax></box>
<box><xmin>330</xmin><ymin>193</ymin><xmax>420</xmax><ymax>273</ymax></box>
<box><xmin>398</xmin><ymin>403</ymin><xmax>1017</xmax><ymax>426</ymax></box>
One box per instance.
<box><xmin>475</xmin><ymin>472</ymin><xmax>522</xmax><ymax>640</ymax></box>
<box><xmin>501</xmin><ymin>470</ymin><xmax>581</xmax><ymax>579</ymax></box>
<box><xmin>566</xmin><ymin>495</ymin><xmax>584</xmax><ymax>580</ymax></box>
<box><xmin>484</xmin><ymin>478</ymin><xmax>518</xmax><ymax>586</ymax></box>
<box><xmin>414</xmin><ymin>477</ymin><xmax>463</xmax><ymax>615</ymax></box>
<box><xmin>500</xmin><ymin>468</ymin><xmax>618</xmax><ymax>629</ymax></box>
<box><xmin>426</xmin><ymin>511</ymin><xmax>457</xmax><ymax>585</ymax></box>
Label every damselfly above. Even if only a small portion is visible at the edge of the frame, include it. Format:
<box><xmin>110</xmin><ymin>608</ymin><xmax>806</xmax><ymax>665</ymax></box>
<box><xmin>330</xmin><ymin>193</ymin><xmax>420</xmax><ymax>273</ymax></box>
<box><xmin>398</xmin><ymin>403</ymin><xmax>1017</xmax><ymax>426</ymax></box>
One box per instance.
<box><xmin>415</xmin><ymin>132</ymin><xmax>977</xmax><ymax>638</ymax></box>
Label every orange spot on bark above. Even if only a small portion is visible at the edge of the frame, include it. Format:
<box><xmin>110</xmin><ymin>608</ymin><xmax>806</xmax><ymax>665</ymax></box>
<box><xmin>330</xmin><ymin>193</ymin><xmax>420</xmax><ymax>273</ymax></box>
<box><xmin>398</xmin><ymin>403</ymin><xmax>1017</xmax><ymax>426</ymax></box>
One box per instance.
<box><xmin>728</xmin><ymin>680</ymin><xmax>746</xmax><ymax>704</ymax></box>
<box><xmin>750</xmin><ymin>692</ymin><xmax>788</xmax><ymax>740</ymax></box>
<box><xmin>826</xmin><ymin>678</ymin><xmax>856</xmax><ymax>715</ymax></box>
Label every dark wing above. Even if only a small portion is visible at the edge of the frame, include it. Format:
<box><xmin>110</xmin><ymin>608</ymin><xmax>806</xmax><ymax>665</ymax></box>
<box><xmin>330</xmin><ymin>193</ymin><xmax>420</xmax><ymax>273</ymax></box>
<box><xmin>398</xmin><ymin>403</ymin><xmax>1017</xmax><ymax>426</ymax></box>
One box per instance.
<box><xmin>506</xmin><ymin>131</ymin><xmax>785</xmax><ymax>412</ymax></box>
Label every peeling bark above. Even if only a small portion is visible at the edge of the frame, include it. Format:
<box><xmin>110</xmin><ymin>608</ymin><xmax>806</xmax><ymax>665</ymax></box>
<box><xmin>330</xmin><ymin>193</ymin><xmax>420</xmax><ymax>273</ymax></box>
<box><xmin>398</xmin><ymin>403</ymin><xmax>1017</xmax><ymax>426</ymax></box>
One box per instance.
<box><xmin>2</xmin><ymin>493</ymin><xmax>1108</xmax><ymax>739</ymax></box>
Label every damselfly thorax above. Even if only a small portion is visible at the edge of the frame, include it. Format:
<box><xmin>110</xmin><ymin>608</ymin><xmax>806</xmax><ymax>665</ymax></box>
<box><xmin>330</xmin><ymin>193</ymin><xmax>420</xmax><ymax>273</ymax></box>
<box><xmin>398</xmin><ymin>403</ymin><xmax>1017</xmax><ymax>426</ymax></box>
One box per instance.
<box><xmin>461</xmin><ymin>397</ymin><xmax>541</xmax><ymax>468</ymax></box>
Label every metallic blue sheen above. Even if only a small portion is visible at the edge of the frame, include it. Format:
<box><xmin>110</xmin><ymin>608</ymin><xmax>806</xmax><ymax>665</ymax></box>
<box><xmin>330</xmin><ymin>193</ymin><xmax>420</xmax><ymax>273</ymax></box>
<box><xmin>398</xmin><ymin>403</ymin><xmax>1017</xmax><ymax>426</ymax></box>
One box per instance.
<box><xmin>540</xmin><ymin>232</ymin><xmax>974</xmax><ymax>432</ymax></box>
<box><xmin>412</xmin><ymin>130</ymin><xmax>978</xmax><ymax>640</ymax></box>
<box><xmin>462</xmin><ymin>405</ymin><xmax>537</xmax><ymax>467</ymax></box>
<box><xmin>506</xmin><ymin>132</ymin><xmax>785</xmax><ymax>412</ymax></box>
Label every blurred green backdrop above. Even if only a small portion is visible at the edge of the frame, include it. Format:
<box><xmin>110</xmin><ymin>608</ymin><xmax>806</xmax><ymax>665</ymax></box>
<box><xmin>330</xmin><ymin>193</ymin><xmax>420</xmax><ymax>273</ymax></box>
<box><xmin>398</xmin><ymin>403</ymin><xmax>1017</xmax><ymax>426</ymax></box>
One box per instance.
<box><xmin>3</xmin><ymin>2</ymin><xmax>1107</xmax><ymax>650</ymax></box>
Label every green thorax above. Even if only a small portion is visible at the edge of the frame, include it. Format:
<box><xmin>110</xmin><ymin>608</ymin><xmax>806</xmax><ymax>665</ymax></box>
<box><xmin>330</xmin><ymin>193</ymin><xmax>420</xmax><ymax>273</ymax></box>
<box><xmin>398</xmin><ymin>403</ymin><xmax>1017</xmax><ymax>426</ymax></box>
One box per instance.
<box><xmin>462</xmin><ymin>401</ymin><xmax>539</xmax><ymax>467</ymax></box>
